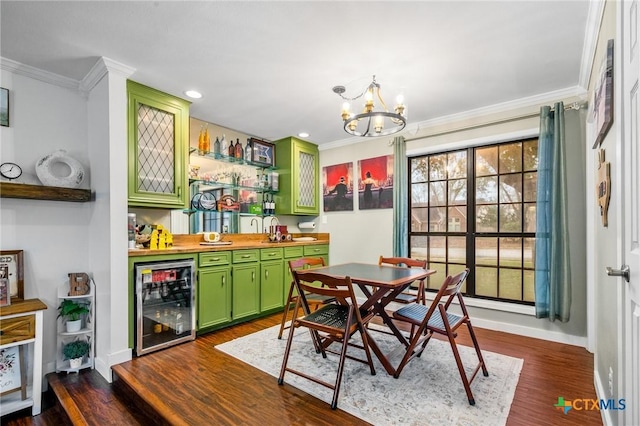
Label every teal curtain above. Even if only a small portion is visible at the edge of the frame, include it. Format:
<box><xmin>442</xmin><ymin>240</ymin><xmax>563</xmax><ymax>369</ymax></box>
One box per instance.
<box><xmin>535</xmin><ymin>103</ymin><xmax>571</xmax><ymax>322</ymax></box>
<box><xmin>393</xmin><ymin>136</ymin><xmax>408</xmax><ymax>257</ymax></box>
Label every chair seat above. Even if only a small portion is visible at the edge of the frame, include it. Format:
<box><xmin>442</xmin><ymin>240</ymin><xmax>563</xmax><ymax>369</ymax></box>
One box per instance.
<box><xmin>394</xmin><ymin>303</ymin><xmax>463</xmax><ymax>331</ymax></box>
<box><xmin>304</xmin><ymin>292</ymin><xmax>336</xmax><ymax>304</ymax></box>
<box><xmin>393</xmin><ymin>292</ymin><xmax>418</xmax><ymax>303</ymax></box>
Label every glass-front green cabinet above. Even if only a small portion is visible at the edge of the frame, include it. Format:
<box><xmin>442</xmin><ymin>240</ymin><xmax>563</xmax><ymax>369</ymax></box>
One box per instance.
<box><xmin>127</xmin><ymin>81</ymin><xmax>190</xmax><ymax>208</ymax></box>
<box><xmin>274</xmin><ymin>137</ymin><xmax>319</xmax><ymax>215</ymax></box>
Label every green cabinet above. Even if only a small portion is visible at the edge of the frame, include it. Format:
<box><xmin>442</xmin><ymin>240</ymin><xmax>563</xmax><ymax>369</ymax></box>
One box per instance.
<box><xmin>274</xmin><ymin>137</ymin><xmax>320</xmax><ymax>215</ymax></box>
<box><xmin>260</xmin><ymin>247</ymin><xmax>284</xmax><ymax>311</ymax></box>
<box><xmin>197</xmin><ymin>252</ymin><xmax>232</xmax><ymax>330</ymax></box>
<box><xmin>232</xmin><ymin>250</ymin><xmax>260</xmax><ymax>320</ymax></box>
<box><xmin>303</xmin><ymin>244</ymin><xmax>329</xmax><ymax>266</ymax></box>
<box><xmin>127</xmin><ymin>80</ymin><xmax>190</xmax><ymax>208</ymax></box>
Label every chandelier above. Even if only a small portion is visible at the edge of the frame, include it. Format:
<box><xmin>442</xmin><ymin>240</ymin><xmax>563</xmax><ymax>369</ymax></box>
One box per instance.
<box><xmin>332</xmin><ymin>75</ymin><xmax>406</xmax><ymax>137</ymax></box>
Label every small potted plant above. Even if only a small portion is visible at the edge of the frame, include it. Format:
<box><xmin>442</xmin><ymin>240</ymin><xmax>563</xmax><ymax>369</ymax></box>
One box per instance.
<box><xmin>57</xmin><ymin>299</ymin><xmax>90</xmax><ymax>332</ymax></box>
<box><xmin>63</xmin><ymin>339</ymin><xmax>90</xmax><ymax>369</ymax></box>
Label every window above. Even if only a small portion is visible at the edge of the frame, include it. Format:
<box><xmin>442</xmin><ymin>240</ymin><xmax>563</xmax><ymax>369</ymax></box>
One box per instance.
<box><xmin>409</xmin><ymin>138</ymin><xmax>538</xmax><ymax>304</ymax></box>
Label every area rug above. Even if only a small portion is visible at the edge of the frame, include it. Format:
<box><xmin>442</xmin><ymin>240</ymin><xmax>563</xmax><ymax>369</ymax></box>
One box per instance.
<box><xmin>216</xmin><ymin>324</ymin><xmax>523</xmax><ymax>426</ymax></box>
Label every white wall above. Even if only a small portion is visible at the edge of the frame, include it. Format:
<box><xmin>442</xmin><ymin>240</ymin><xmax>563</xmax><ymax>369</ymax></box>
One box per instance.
<box><xmin>0</xmin><ymin>64</ymin><xmax>92</xmax><ymax>375</ymax></box>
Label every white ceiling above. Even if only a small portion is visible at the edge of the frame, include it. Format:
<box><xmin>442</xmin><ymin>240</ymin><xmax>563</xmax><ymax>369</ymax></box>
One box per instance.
<box><xmin>1</xmin><ymin>1</ymin><xmax>592</xmax><ymax>146</ymax></box>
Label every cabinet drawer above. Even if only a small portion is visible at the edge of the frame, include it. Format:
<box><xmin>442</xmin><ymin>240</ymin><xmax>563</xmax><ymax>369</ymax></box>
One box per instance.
<box><xmin>232</xmin><ymin>250</ymin><xmax>259</xmax><ymax>263</ymax></box>
<box><xmin>260</xmin><ymin>247</ymin><xmax>283</xmax><ymax>261</ymax></box>
<box><xmin>0</xmin><ymin>314</ymin><xmax>35</xmax><ymax>345</ymax></box>
<box><xmin>303</xmin><ymin>244</ymin><xmax>329</xmax><ymax>256</ymax></box>
<box><xmin>283</xmin><ymin>246</ymin><xmax>304</xmax><ymax>258</ymax></box>
<box><xmin>199</xmin><ymin>251</ymin><xmax>231</xmax><ymax>267</ymax></box>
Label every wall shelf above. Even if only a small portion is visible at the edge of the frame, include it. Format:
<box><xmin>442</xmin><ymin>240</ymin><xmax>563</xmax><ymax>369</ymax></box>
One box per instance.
<box><xmin>0</xmin><ymin>182</ymin><xmax>92</xmax><ymax>202</ymax></box>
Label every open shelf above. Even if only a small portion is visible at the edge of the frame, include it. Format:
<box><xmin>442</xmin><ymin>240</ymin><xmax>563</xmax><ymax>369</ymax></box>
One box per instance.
<box><xmin>0</xmin><ymin>182</ymin><xmax>92</xmax><ymax>202</ymax></box>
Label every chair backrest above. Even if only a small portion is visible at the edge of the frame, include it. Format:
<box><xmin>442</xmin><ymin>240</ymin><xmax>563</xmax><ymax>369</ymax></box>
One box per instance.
<box><xmin>378</xmin><ymin>256</ymin><xmax>426</xmax><ymax>270</ymax></box>
<box><xmin>433</xmin><ymin>268</ymin><xmax>470</xmax><ymax>311</ymax></box>
<box><xmin>292</xmin><ymin>271</ymin><xmax>362</xmax><ymax>321</ymax></box>
<box><xmin>288</xmin><ymin>257</ymin><xmax>325</xmax><ymax>272</ymax></box>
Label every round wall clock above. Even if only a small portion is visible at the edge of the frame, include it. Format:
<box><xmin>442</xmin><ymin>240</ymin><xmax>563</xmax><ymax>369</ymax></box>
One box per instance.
<box><xmin>0</xmin><ymin>162</ymin><xmax>22</xmax><ymax>180</ymax></box>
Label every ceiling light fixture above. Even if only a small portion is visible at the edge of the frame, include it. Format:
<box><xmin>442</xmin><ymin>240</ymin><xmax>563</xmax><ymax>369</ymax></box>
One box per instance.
<box><xmin>332</xmin><ymin>75</ymin><xmax>406</xmax><ymax>137</ymax></box>
<box><xmin>184</xmin><ymin>90</ymin><xmax>203</xmax><ymax>99</ymax></box>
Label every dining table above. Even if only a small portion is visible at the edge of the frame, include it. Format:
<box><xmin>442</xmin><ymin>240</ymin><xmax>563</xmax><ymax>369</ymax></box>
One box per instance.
<box><xmin>296</xmin><ymin>262</ymin><xmax>436</xmax><ymax>375</ymax></box>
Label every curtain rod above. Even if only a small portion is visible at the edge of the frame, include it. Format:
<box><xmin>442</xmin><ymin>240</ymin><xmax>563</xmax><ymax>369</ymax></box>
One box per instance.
<box><xmin>402</xmin><ymin>101</ymin><xmax>587</xmax><ymax>143</ymax></box>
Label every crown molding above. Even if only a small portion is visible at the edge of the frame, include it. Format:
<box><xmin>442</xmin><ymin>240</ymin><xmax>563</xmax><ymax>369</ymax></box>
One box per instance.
<box><xmin>579</xmin><ymin>0</ymin><xmax>606</xmax><ymax>89</ymax></box>
<box><xmin>320</xmin><ymin>85</ymin><xmax>588</xmax><ymax>151</ymax></box>
<box><xmin>80</xmin><ymin>57</ymin><xmax>136</xmax><ymax>93</ymax></box>
<box><xmin>0</xmin><ymin>56</ymin><xmax>80</xmax><ymax>91</ymax></box>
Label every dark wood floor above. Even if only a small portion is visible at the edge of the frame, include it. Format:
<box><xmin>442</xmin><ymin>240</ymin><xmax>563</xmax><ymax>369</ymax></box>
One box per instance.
<box><xmin>3</xmin><ymin>312</ymin><xmax>602</xmax><ymax>426</ymax></box>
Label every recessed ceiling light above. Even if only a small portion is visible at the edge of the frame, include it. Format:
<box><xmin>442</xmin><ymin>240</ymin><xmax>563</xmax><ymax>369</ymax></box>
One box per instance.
<box><xmin>184</xmin><ymin>90</ymin><xmax>202</xmax><ymax>99</ymax></box>
<box><xmin>298</xmin><ymin>132</ymin><xmax>309</xmax><ymax>138</ymax></box>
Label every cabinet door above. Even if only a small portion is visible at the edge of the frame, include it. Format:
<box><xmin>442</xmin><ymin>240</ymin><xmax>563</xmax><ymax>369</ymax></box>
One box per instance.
<box><xmin>260</xmin><ymin>260</ymin><xmax>283</xmax><ymax>311</ymax></box>
<box><xmin>198</xmin><ymin>267</ymin><xmax>231</xmax><ymax>330</ymax></box>
<box><xmin>127</xmin><ymin>80</ymin><xmax>190</xmax><ymax>208</ymax></box>
<box><xmin>232</xmin><ymin>264</ymin><xmax>260</xmax><ymax>320</ymax></box>
<box><xmin>292</xmin><ymin>141</ymin><xmax>319</xmax><ymax>215</ymax></box>
<box><xmin>274</xmin><ymin>137</ymin><xmax>319</xmax><ymax>215</ymax></box>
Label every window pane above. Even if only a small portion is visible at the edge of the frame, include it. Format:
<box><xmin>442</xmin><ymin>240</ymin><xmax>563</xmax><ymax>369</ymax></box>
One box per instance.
<box><xmin>523</xmin><ymin>237</ymin><xmax>535</xmax><ymax>268</ymax></box>
<box><xmin>476</xmin><ymin>237</ymin><xmax>497</xmax><ymax>265</ymax></box>
<box><xmin>523</xmin><ymin>172</ymin><xmax>537</xmax><ymax>202</ymax></box>
<box><xmin>499</xmin><ymin>237</ymin><xmax>522</xmax><ymax>267</ymax></box>
<box><xmin>524</xmin><ymin>203</ymin><xmax>536</xmax><ymax>232</ymax></box>
<box><xmin>475</xmin><ymin>206</ymin><xmax>495</xmax><ymax>233</ymax></box>
<box><xmin>476</xmin><ymin>176</ymin><xmax>498</xmax><ymax>203</ymax></box>
<box><xmin>411</xmin><ymin>207</ymin><xmax>429</xmax><ymax>232</ymax></box>
<box><xmin>411</xmin><ymin>158</ymin><xmax>428</xmax><ymax>182</ymax></box>
<box><xmin>448</xmin><ymin>236</ymin><xmax>466</xmax><ymax>263</ymax></box>
<box><xmin>448</xmin><ymin>207</ymin><xmax>466</xmax><ymax>232</ymax></box>
<box><xmin>447</xmin><ymin>151</ymin><xmax>467</xmax><ymax>178</ymax></box>
<box><xmin>429</xmin><ymin>181</ymin><xmax>447</xmax><ymax>206</ymax></box>
<box><xmin>429</xmin><ymin>236</ymin><xmax>446</xmax><ymax>263</ymax></box>
<box><xmin>499</xmin><ymin>269</ymin><xmax>522</xmax><ymax>300</ymax></box>
<box><xmin>499</xmin><ymin>174</ymin><xmax>522</xmax><ymax>203</ymax></box>
<box><xmin>410</xmin><ymin>235</ymin><xmax>428</xmax><ymax>258</ymax></box>
<box><xmin>429</xmin><ymin>155</ymin><xmax>447</xmax><ymax>180</ymax></box>
<box><xmin>499</xmin><ymin>204</ymin><xmax>522</xmax><ymax>232</ymax></box>
<box><xmin>427</xmin><ymin>266</ymin><xmax>446</xmax><ymax>290</ymax></box>
<box><xmin>411</xmin><ymin>182</ymin><xmax>429</xmax><ymax>203</ymax></box>
<box><xmin>429</xmin><ymin>207</ymin><xmax>446</xmax><ymax>231</ymax></box>
<box><xmin>476</xmin><ymin>146</ymin><xmax>498</xmax><ymax>176</ymax></box>
<box><xmin>499</xmin><ymin>143</ymin><xmax>522</xmax><ymax>173</ymax></box>
<box><xmin>523</xmin><ymin>270</ymin><xmax>535</xmax><ymax>302</ymax></box>
<box><xmin>523</xmin><ymin>139</ymin><xmax>538</xmax><ymax>171</ymax></box>
<box><xmin>476</xmin><ymin>267</ymin><xmax>497</xmax><ymax>297</ymax></box>
<box><xmin>448</xmin><ymin>179</ymin><xmax>467</xmax><ymax>205</ymax></box>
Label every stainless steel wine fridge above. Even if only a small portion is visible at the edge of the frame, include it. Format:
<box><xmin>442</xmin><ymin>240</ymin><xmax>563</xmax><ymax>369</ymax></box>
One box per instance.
<box><xmin>134</xmin><ymin>259</ymin><xmax>196</xmax><ymax>356</ymax></box>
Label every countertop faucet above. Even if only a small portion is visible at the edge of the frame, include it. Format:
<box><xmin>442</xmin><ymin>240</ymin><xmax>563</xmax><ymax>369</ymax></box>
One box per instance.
<box><xmin>250</xmin><ymin>218</ymin><xmax>259</xmax><ymax>234</ymax></box>
<box><xmin>270</xmin><ymin>216</ymin><xmax>279</xmax><ymax>227</ymax></box>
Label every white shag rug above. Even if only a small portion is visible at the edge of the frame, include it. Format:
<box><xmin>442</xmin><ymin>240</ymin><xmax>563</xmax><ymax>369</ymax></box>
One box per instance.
<box><xmin>216</xmin><ymin>324</ymin><xmax>523</xmax><ymax>426</ymax></box>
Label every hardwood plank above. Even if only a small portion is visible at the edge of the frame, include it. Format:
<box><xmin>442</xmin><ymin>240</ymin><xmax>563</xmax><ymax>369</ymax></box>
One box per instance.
<box><xmin>2</xmin><ymin>312</ymin><xmax>603</xmax><ymax>425</ymax></box>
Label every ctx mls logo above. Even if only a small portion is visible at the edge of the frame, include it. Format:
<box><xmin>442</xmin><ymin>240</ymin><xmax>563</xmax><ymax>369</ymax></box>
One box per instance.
<box><xmin>554</xmin><ymin>396</ymin><xmax>626</xmax><ymax>414</ymax></box>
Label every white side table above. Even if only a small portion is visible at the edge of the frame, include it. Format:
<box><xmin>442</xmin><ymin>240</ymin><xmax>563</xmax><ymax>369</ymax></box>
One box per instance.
<box><xmin>0</xmin><ymin>299</ymin><xmax>47</xmax><ymax>416</ymax></box>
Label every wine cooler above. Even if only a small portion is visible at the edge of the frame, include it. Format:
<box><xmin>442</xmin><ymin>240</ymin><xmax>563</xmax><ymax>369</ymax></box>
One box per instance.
<box><xmin>134</xmin><ymin>259</ymin><xmax>196</xmax><ymax>356</ymax></box>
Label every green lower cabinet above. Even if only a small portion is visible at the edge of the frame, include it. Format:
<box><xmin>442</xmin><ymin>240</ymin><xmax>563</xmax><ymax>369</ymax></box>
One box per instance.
<box><xmin>232</xmin><ymin>263</ymin><xmax>260</xmax><ymax>320</ymax></box>
<box><xmin>303</xmin><ymin>244</ymin><xmax>329</xmax><ymax>266</ymax></box>
<box><xmin>261</xmin><ymin>260</ymin><xmax>284</xmax><ymax>311</ymax></box>
<box><xmin>198</xmin><ymin>267</ymin><xmax>231</xmax><ymax>329</ymax></box>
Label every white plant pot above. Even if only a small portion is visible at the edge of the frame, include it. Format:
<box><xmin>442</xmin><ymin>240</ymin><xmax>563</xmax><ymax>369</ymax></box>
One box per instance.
<box><xmin>66</xmin><ymin>319</ymin><xmax>82</xmax><ymax>333</ymax></box>
<box><xmin>69</xmin><ymin>357</ymin><xmax>83</xmax><ymax>369</ymax></box>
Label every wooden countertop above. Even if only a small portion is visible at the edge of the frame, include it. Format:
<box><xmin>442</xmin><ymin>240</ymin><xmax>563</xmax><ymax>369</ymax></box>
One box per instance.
<box><xmin>128</xmin><ymin>233</ymin><xmax>329</xmax><ymax>257</ymax></box>
<box><xmin>0</xmin><ymin>298</ymin><xmax>48</xmax><ymax>316</ymax></box>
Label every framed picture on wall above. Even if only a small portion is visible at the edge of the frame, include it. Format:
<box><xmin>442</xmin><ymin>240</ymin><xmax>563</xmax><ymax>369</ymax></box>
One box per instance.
<box><xmin>591</xmin><ymin>39</ymin><xmax>614</xmax><ymax>149</ymax></box>
<box><xmin>0</xmin><ymin>250</ymin><xmax>24</xmax><ymax>302</ymax></box>
<box><xmin>249</xmin><ymin>139</ymin><xmax>275</xmax><ymax>167</ymax></box>
<box><xmin>0</xmin><ymin>88</ymin><xmax>8</xmax><ymax>127</ymax></box>
<box><xmin>357</xmin><ymin>155</ymin><xmax>394</xmax><ymax>210</ymax></box>
<box><xmin>323</xmin><ymin>162</ymin><xmax>354</xmax><ymax>212</ymax></box>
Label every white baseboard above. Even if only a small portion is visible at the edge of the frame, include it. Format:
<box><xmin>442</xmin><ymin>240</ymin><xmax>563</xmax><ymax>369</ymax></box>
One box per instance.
<box><xmin>594</xmin><ymin>368</ymin><xmax>613</xmax><ymax>426</ymax></box>
<box><xmin>471</xmin><ymin>317</ymin><xmax>588</xmax><ymax>347</ymax></box>
<box><xmin>95</xmin><ymin>348</ymin><xmax>133</xmax><ymax>383</ymax></box>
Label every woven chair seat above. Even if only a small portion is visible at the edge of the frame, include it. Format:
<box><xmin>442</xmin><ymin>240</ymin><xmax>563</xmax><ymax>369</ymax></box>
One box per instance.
<box><xmin>394</xmin><ymin>303</ymin><xmax>463</xmax><ymax>330</ymax></box>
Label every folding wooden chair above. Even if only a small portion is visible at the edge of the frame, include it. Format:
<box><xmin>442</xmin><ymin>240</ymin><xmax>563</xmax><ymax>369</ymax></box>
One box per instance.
<box><xmin>378</xmin><ymin>256</ymin><xmax>428</xmax><ymax>304</ymax></box>
<box><xmin>277</xmin><ymin>257</ymin><xmax>334</xmax><ymax>339</ymax></box>
<box><xmin>391</xmin><ymin>268</ymin><xmax>489</xmax><ymax>405</ymax></box>
<box><xmin>278</xmin><ymin>271</ymin><xmax>376</xmax><ymax>409</ymax></box>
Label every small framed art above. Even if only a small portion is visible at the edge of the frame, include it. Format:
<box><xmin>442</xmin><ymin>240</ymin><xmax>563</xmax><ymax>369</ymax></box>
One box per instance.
<box><xmin>250</xmin><ymin>138</ymin><xmax>276</xmax><ymax>167</ymax></box>
<box><xmin>0</xmin><ymin>250</ymin><xmax>24</xmax><ymax>302</ymax></box>
<box><xmin>0</xmin><ymin>88</ymin><xmax>8</xmax><ymax>127</ymax></box>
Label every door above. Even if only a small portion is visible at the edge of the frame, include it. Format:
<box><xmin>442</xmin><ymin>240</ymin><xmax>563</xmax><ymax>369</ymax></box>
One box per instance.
<box><xmin>198</xmin><ymin>267</ymin><xmax>231</xmax><ymax>329</ymax></box>
<box><xmin>618</xmin><ymin>1</ymin><xmax>639</xmax><ymax>424</ymax></box>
